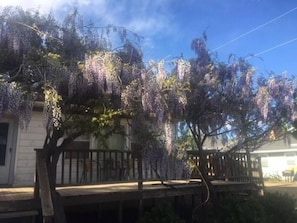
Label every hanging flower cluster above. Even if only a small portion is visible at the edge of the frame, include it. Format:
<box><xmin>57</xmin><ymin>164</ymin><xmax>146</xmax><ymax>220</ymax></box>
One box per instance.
<box><xmin>43</xmin><ymin>86</ymin><xmax>62</xmax><ymax>129</ymax></box>
<box><xmin>70</xmin><ymin>51</ymin><xmax>124</xmax><ymax>97</ymax></box>
<box><xmin>254</xmin><ymin>75</ymin><xmax>296</xmax><ymax>122</ymax></box>
<box><xmin>0</xmin><ymin>80</ymin><xmax>35</xmax><ymax>129</ymax></box>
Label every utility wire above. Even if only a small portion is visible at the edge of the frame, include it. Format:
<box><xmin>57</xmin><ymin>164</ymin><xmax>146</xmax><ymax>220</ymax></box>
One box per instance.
<box><xmin>246</xmin><ymin>37</ymin><xmax>297</xmax><ymax>59</ymax></box>
<box><xmin>254</xmin><ymin>37</ymin><xmax>297</xmax><ymax>57</ymax></box>
<box><xmin>211</xmin><ymin>6</ymin><xmax>297</xmax><ymax>52</ymax></box>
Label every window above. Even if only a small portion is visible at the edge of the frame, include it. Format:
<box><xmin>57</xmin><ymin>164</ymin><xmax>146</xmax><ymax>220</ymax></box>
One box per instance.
<box><xmin>287</xmin><ymin>160</ymin><xmax>296</xmax><ymax>166</ymax></box>
<box><xmin>261</xmin><ymin>158</ymin><xmax>269</xmax><ymax>168</ymax></box>
<box><xmin>285</xmin><ymin>153</ymin><xmax>296</xmax><ymax>166</ymax></box>
<box><xmin>64</xmin><ymin>135</ymin><xmax>90</xmax><ymax>159</ymax></box>
<box><xmin>95</xmin><ymin>120</ymin><xmax>130</xmax><ymax>150</ymax></box>
<box><xmin>106</xmin><ymin>125</ymin><xmax>126</xmax><ymax>150</ymax></box>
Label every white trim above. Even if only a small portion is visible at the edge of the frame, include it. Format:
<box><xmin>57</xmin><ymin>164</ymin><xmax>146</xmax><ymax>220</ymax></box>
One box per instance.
<box><xmin>13</xmin><ymin>124</ymin><xmax>21</xmax><ymax>186</ymax></box>
<box><xmin>253</xmin><ymin>149</ymin><xmax>297</xmax><ymax>154</ymax></box>
<box><xmin>0</xmin><ymin>118</ymin><xmax>18</xmax><ymax>185</ymax></box>
<box><xmin>9</xmin><ymin>120</ymin><xmax>18</xmax><ymax>185</ymax></box>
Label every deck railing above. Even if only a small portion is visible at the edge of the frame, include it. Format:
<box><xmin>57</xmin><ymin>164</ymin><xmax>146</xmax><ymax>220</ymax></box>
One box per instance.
<box><xmin>54</xmin><ymin>149</ymin><xmax>262</xmax><ymax>186</ymax></box>
<box><xmin>56</xmin><ymin>149</ymin><xmax>139</xmax><ymax>185</ymax></box>
<box><xmin>187</xmin><ymin>151</ymin><xmax>263</xmax><ymax>185</ymax></box>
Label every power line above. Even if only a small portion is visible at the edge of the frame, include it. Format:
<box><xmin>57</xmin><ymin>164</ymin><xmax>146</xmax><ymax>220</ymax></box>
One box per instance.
<box><xmin>246</xmin><ymin>37</ymin><xmax>297</xmax><ymax>59</ymax></box>
<box><xmin>254</xmin><ymin>37</ymin><xmax>297</xmax><ymax>56</ymax></box>
<box><xmin>211</xmin><ymin>6</ymin><xmax>297</xmax><ymax>52</ymax></box>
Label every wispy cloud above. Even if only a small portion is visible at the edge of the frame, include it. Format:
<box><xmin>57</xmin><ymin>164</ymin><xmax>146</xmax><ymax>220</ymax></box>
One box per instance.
<box><xmin>82</xmin><ymin>0</ymin><xmax>175</xmax><ymax>36</ymax></box>
<box><xmin>0</xmin><ymin>0</ymin><xmax>178</xmax><ymax>51</ymax></box>
<box><xmin>1</xmin><ymin>0</ymin><xmax>65</xmax><ymax>13</ymax></box>
<box><xmin>4</xmin><ymin>1</ymin><xmax>171</xmax><ymax>34</ymax></box>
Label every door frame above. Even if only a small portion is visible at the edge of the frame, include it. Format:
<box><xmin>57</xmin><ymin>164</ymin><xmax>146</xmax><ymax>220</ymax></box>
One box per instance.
<box><xmin>0</xmin><ymin>118</ymin><xmax>18</xmax><ymax>185</ymax></box>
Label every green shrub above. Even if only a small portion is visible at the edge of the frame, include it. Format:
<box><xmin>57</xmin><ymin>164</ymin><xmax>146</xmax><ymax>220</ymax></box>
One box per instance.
<box><xmin>139</xmin><ymin>202</ymin><xmax>185</xmax><ymax>223</ymax></box>
<box><xmin>260</xmin><ymin>192</ymin><xmax>297</xmax><ymax>223</ymax></box>
<box><xmin>218</xmin><ymin>192</ymin><xmax>297</xmax><ymax>223</ymax></box>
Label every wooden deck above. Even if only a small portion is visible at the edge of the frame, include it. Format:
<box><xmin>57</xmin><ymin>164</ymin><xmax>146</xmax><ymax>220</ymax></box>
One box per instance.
<box><xmin>0</xmin><ymin>180</ymin><xmax>258</xmax><ymax>214</ymax></box>
<box><xmin>0</xmin><ymin>149</ymin><xmax>263</xmax><ymax>221</ymax></box>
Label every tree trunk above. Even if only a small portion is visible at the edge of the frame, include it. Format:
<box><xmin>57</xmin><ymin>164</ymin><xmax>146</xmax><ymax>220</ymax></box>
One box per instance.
<box><xmin>41</xmin><ymin>126</ymin><xmax>83</xmax><ymax>222</ymax></box>
<box><xmin>164</xmin><ymin>119</ymin><xmax>176</xmax><ymax>154</ymax></box>
<box><xmin>192</xmin><ymin>151</ymin><xmax>219</xmax><ymax>223</ymax></box>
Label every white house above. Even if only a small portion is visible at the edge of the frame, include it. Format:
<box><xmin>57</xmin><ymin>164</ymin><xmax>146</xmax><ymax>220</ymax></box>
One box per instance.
<box><xmin>0</xmin><ymin>112</ymin><xmax>45</xmax><ymax>186</ymax></box>
<box><xmin>0</xmin><ymin>110</ymin><xmax>131</xmax><ymax>186</ymax></box>
<box><xmin>252</xmin><ymin>135</ymin><xmax>297</xmax><ymax>181</ymax></box>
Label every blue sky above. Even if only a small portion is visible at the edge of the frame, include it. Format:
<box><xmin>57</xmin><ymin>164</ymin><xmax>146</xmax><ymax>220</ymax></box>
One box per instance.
<box><xmin>1</xmin><ymin>0</ymin><xmax>297</xmax><ymax>75</ymax></box>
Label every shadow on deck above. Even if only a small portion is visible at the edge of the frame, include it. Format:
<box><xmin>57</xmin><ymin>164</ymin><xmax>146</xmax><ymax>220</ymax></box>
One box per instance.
<box><xmin>0</xmin><ymin>180</ymin><xmax>259</xmax><ymax>221</ymax></box>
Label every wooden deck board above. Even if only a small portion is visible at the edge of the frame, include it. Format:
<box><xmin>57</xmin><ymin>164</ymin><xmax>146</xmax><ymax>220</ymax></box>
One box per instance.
<box><xmin>0</xmin><ymin>180</ymin><xmax>257</xmax><ymax>213</ymax></box>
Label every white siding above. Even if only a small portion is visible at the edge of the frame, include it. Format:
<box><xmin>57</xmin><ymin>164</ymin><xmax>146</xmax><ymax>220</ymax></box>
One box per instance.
<box><xmin>261</xmin><ymin>156</ymin><xmax>286</xmax><ymax>178</ymax></box>
<box><xmin>261</xmin><ymin>154</ymin><xmax>297</xmax><ymax>180</ymax></box>
<box><xmin>13</xmin><ymin>111</ymin><xmax>46</xmax><ymax>186</ymax></box>
<box><xmin>253</xmin><ymin>135</ymin><xmax>297</xmax><ymax>181</ymax></box>
<box><xmin>12</xmin><ymin>113</ymin><xmax>132</xmax><ymax>186</ymax></box>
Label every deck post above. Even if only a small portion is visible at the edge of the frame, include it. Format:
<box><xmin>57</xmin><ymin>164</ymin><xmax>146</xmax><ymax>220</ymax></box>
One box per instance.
<box><xmin>35</xmin><ymin>149</ymin><xmax>54</xmax><ymax>222</ymax></box>
<box><xmin>246</xmin><ymin>150</ymin><xmax>252</xmax><ymax>182</ymax></box>
<box><xmin>34</xmin><ymin>151</ymin><xmax>40</xmax><ymax>199</ymax></box>
<box><xmin>118</xmin><ymin>200</ymin><xmax>123</xmax><ymax>223</ymax></box>
<box><xmin>174</xmin><ymin>196</ymin><xmax>179</xmax><ymax>213</ymax></box>
<box><xmin>256</xmin><ymin>156</ymin><xmax>264</xmax><ymax>193</ymax></box>
<box><xmin>137</xmin><ymin>149</ymin><xmax>143</xmax><ymax>219</ymax></box>
<box><xmin>191</xmin><ymin>194</ymin><xmax>195</xmax><ymax>209</ymax></box>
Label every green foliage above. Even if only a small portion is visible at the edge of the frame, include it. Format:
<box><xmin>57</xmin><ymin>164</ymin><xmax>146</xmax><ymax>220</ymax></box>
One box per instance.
<box><xmin>218</xmin><ymin>193</ymin><xmax>297</xmax><ymax>223</ymax></box>
<box><xmin>219</xmin><ymin>195</ymin><xmax>266</xmax><ymax>223</ymax></box>
<box><xmin>261</xmin><ymin>192</ymin><xmax>297</xmax><ymax>223</ymax></box>
<box><xmin>139</xmin><ymin>202</ymin><xmax>185</xmax><ymax>223</ymax></box>
<box><xmin>176</xmin><ymin>123</ymin><xmax>196</xmax><ymax>151</ymax></box>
